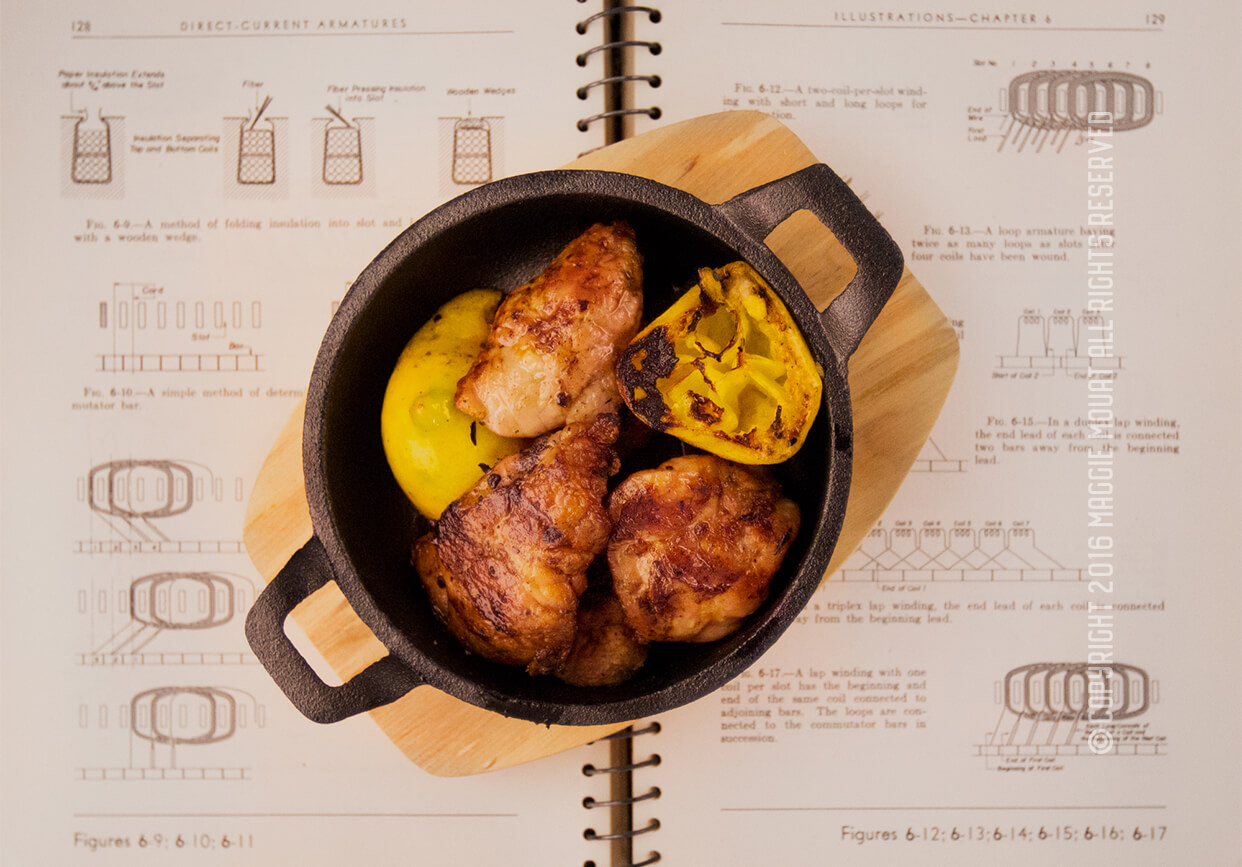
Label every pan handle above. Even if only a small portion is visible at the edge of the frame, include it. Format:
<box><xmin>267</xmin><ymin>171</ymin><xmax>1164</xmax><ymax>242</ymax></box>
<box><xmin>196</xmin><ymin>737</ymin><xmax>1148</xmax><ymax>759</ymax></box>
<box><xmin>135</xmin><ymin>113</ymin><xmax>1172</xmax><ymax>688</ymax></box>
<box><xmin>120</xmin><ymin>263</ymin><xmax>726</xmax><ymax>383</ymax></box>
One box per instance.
<box><xmin>715</xmin><ymin>163</ymin><xmax>904</xmax><ymax>363</ymax></box>
<box><xmin>245</xmin><ymin>536</ymin><xmax>423</xmax><ymax>723</ymax></box>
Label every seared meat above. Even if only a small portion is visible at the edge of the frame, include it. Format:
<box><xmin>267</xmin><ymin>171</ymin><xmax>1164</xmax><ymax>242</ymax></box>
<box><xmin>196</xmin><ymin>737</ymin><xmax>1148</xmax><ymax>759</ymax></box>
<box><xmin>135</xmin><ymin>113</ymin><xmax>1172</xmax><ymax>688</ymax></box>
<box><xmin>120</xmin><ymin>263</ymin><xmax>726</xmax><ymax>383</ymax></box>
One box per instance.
<box><xmin>555</xmin><ymin>586</ymin><xmax>649</xmax><ymax>687</ymax></box>
<box><xmin>607</xmin><ymin>455</ymin><xmax>800</xmax><ymax>643</ymax></box>
<box><xmin>413</xmin><ymin>414</ymin><xmax>620</xmax><ymax>674</ymax></box>
<box><xmin>455</xmin><ymin>222</ymin><xmax>643</xmax><ymax>438</ymax></box>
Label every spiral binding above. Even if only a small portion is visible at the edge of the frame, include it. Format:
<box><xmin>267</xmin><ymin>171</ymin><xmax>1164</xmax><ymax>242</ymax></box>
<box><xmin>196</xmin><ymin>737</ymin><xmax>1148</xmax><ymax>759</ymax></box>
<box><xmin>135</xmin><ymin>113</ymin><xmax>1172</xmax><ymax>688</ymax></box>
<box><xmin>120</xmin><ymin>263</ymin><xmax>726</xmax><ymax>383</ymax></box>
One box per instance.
<box><xmin>575</xmin><ymin>4</ymin><xmax>662</xmax><ymax>35</ymax></box>
<box><xmin>574</xmin><ymin>2</ymin><xmax>663</xmax><ymax>142</ymax></box>
<box><xmin>582</xmin><ymin>721</ymin><xmax>662</xmax><ymax>867</ymax></box>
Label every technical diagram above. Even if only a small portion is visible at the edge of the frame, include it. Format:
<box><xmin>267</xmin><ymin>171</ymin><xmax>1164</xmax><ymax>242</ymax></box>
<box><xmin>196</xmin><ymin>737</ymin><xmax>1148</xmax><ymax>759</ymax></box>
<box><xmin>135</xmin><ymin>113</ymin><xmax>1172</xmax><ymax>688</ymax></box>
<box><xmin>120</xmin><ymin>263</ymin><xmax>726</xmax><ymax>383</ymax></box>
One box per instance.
<box><xmin>131</xmin><ymin>572</ymin><xmax>236</xmax><ymax>629</ymax></box>
<box><xmin>451</xmin><ymin>116</ymin><xmax>493</xmax><ymax>184</ymax></box>
<box><xmin>76</xmin><ymin>458</ymin><xmax>246</xmax><ymax>555</ymax></box>
<box><xmin>76</xmin><ymin>685</ymin><xmax>264</xmax><ymax>781</ymax></box>
<box><xmin>61</xmin><ymin>108</ymin><xmax>125</xmax><ymax>198</ymax></box>
<box><xmin>313</xmin><ymin>108</ymin><xmax>376</xmax><ymax>198</ymax></box>
<box><xmin>224</xmin><ymin>97</ymin><xmax>287</xmax><ymax>198</ymax></box>
<box><xmin>1008</xmin><ymin>70</ymin><xmax>1155</xmax><ymax>131</ymax></box>
<box><xmin>909</xmin><ymin>437</ymin><xmax>966</xmax><ymax>473</ymax></box>
<box><xmin>71</xmin><ymin>111</ymin><xmax>113</xmax><ymax>183</ymax></box>
<box><xmin>89</xmin><ymin>459</ymin><xmax>192</xmax><ymax>519</ymax></box>
<box><xmin>978</xmin><ymin>662</ymin><xmax>1165</xmax><ymax>768</ymax></box>
<box><xmin>237</xmin><ymin>96</ymin><xmax>276</xmax><ymax>184</ymax></box>
<box><xmin>999</xmin><ymin>311</ymin><xmax>1122</xmax><ymax>376</ymax></box>
<box><xmin>322</xmin><ymin>105</ymin><xmax>362</xmax><ymax>184</ymax></box>
<box><xmin>991</xmin><ymin>69</ymin><xmax>1159</xmax><ymax>153</ymax></box>
<box><xmin>132</xmin><ymin>686</ymin><xmax>239</xmax><ymax>746</ymax></box>
<box><xmin>838</xmin><ymin>523</ymin><xmax>1080</xmax><ymax>582</ymax></box>
<box><xmin>97</xmin><ymin>283</ymin><xmax>263</xmax><ymax>373</ymax></box>
<box><xmin>79</xmin><ymin>570</ymin><xmax>258</xmax><ymax>665</ymax></box>
<box><xmin>439</xmin><ymin>115</ymin><xmax>504</xmax><ymax>194</ymax></box>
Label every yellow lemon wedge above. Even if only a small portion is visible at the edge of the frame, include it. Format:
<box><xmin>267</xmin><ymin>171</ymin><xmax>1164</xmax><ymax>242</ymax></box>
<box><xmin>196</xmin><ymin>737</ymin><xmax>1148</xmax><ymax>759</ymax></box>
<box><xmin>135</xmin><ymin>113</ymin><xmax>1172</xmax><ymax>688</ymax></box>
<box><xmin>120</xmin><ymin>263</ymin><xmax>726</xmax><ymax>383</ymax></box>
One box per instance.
<box><xmin>381</xmin><ymin>289</ymin><xmax>523</xmax><ymax>519</ymax></box>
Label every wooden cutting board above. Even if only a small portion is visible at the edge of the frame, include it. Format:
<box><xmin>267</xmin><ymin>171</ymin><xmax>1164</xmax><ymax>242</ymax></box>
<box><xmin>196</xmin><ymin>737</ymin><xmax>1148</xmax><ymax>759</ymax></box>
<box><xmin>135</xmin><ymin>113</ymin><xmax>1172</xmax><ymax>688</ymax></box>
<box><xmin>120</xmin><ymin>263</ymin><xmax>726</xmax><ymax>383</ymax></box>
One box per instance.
<box><xmin>242</xmin><ymin>111</ymin><xmax>959</xmax><ymax>776</ymax></box>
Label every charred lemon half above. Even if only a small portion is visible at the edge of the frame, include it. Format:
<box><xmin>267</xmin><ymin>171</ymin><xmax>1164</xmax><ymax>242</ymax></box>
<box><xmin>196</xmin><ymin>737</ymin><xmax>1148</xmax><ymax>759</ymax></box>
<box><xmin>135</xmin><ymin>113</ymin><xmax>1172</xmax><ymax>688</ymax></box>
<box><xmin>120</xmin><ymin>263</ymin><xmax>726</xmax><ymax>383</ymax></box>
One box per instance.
<box><xmin>616</xmin><ymin>262</ymin><xmax>822</xmax><ymax>465</ymax></box>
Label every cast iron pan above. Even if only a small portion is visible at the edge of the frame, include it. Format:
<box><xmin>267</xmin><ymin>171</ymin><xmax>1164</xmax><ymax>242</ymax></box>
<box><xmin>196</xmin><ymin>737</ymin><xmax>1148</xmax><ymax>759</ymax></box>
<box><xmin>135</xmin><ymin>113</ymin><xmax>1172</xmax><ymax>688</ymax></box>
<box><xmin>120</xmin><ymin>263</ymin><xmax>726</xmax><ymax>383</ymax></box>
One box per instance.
<box><xmin>245</xmin><ymin>165</ymin><xmax>904</xmax><ymax>726</ymax></box>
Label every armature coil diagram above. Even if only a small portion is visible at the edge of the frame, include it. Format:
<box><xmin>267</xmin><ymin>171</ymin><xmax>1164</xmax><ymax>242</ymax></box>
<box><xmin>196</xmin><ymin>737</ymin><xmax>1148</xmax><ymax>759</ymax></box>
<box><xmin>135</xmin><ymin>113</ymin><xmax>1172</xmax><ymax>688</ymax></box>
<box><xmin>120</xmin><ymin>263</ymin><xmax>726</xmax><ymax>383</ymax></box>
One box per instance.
<box><xmin>999</xmin><ymin>311</ymin><xmax>1122</xmax><ymax>376</ymax></box>
<box><xmin>76</xmin><ymin>685</ymin><xmax>264</xmax><ymax>781</ymax></box>
<box><xmin>76</xmin><ymin>458</ymin><xmax>245</xmax><ymax>555</ymax></box>
<box><xmin>989</xmin><ymin>68</ymin><xmax>1160</xmax><ymax>152</ymax></box>
<box><xmin>80</xmin><ymin>570</ymin><xmax>257</xmax><ymax>665</ymax></box>
<box><xmin>838</xmin><ymin>524</ymin><xmax>1078</xmax><ymax>583</ymax></box>
<box><xmin>1009</xmin><ymin>70</ymin><xmax>1155</xmax><ymax>130</ymax></box>
<box><xmin>978</xmin><ymin>661</ymin><xmax>1165</xmax><ymax>769</ymax></box>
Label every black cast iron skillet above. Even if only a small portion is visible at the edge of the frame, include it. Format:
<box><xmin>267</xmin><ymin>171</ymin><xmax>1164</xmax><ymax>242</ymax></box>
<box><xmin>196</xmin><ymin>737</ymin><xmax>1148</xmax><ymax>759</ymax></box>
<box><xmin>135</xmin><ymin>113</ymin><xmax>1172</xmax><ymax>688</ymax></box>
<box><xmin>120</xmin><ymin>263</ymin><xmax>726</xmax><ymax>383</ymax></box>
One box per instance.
<box><xmin>245</xmin><ymin>164</ymin><xmax>904</xmax><ymax>726</ymax></box>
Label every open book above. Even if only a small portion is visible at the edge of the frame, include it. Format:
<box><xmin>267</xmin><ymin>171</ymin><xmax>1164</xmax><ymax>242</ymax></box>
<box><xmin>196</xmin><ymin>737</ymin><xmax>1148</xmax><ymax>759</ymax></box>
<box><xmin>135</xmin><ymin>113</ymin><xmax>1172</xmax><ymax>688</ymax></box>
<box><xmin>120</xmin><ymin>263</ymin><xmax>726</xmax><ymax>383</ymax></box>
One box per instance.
<box><xmin>1</xmin><ymin>1</ymin><xmax>1239</xmax><ymax>866</ymax></box>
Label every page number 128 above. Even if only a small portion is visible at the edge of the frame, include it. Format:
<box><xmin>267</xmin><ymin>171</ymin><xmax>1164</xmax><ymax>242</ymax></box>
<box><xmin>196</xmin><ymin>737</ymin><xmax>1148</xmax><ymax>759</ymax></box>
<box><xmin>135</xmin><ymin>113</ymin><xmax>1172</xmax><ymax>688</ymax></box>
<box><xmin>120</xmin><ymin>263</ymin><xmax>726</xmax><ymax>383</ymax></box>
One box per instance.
<box><xmin>71</xmin><ymin>20</ymin><xmax>91</xmax><ymax>33</ymax></box>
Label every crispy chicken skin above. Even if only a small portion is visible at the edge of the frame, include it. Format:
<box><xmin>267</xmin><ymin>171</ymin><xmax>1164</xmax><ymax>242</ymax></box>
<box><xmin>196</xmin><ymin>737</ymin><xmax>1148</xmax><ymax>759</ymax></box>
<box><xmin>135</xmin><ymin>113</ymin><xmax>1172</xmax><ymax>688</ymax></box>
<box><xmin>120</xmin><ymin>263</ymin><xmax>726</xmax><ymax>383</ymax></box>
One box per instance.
<box><xmin>455</xmin><ymin>222</ymin><xmax>643</xmax><ymax>438</ymax></box>
<box><xmin>608</xmin><ymin>455</ymin><xmax>800</xmax><ymax>643</ymax></box>
<box><xmin>413</xmin><ymin>414</ymin><xmax>620</xmax><ymax>674</ymax></box>
<box><xmin>555</xmin><ymin>586</ymin><xmax>649</xmax><ymax>687</ymax></box>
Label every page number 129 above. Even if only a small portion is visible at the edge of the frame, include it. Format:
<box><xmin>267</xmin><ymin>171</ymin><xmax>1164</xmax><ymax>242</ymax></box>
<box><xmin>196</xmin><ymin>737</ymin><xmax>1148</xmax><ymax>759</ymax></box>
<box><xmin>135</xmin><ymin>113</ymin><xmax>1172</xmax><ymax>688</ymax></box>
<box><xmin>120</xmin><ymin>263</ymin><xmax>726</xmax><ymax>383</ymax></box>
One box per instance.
<box><xmin>1144</xmin><ymin>13</ymin><xmax>1165</xmax><ymax>26</ymax></box>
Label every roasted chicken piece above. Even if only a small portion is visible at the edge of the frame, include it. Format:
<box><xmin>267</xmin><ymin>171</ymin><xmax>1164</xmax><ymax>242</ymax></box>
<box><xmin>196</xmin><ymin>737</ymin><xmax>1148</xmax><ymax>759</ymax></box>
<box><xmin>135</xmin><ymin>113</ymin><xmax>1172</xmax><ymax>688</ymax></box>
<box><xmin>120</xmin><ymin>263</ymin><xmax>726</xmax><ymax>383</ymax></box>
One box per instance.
<box><xmin>455</xmin><ymin>222</ymin><xmax>643</xmax><ymax>438</ymax></box>
<box><xmin>413</xmin><ymin>413</ymin><xmax>620</xmax><ymax>675</ymax></box>
<box><xmin>555</xmin><ymin>585</ymin><xmax>649</xmax><ymax>687</ymax></box>
<box><xmin>608</xmin><ymin>455</ymin><xmax>800</xmax><ymax>643</ymax></box>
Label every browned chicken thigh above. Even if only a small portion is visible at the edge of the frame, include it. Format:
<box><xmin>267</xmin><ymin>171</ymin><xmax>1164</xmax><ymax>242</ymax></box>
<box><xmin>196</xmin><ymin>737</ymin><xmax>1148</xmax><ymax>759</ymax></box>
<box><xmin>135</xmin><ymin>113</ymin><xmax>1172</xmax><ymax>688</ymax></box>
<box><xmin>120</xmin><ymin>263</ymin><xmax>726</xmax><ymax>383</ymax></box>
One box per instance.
<box><xmin>455</xmin><ymin>221</ymin><xmax>643</xmax><ymax>438</ymax></box>
<box><xmin>555</xmin><ymin>585</ymin><xmax>649</xmax><ymax>687</ymax></box>
<box><xmin>608</xmin><ymin>454</ymin><xmax>801</xmax><ymax>643</ymax></box>
<box><xmin>413</xmin><ymin>413</ymin><xmax>620</xmax><ymax>675</ymax></box>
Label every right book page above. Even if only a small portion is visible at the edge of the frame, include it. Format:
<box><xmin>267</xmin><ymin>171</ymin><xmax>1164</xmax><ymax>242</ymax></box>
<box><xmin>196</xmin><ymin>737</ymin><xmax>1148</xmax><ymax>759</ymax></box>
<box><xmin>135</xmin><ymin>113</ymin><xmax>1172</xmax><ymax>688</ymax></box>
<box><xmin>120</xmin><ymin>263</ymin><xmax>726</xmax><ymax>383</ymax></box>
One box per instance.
<box><xmin>625</xmin><ymin>1</ymin><xmax>1241</xmax><ymax>863</ymax></box>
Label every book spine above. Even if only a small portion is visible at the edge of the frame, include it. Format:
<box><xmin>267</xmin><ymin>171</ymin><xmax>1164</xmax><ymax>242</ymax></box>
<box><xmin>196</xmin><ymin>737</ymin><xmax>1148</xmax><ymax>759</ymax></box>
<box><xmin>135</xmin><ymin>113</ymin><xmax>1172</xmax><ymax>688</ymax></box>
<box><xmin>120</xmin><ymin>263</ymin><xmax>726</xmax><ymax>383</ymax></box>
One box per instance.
<box><xmin>581</xmin><ymin>721</ymin><xmax>662</xmax><ymax>867</ymax></box>
<box><xmin>573</xmin><ymin>2</ymin><xmax>664</xmax><ymax>145</ymax></box>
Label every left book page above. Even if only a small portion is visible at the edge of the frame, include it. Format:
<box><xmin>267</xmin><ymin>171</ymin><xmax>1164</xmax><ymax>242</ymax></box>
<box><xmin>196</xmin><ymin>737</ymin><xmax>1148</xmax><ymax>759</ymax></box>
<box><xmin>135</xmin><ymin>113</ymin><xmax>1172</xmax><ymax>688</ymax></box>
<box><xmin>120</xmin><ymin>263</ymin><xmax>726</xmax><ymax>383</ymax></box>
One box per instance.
<box><xmin>0</xmin><ymin>2</ymin><xmax>615</xmax><ymax>865</ymax></box>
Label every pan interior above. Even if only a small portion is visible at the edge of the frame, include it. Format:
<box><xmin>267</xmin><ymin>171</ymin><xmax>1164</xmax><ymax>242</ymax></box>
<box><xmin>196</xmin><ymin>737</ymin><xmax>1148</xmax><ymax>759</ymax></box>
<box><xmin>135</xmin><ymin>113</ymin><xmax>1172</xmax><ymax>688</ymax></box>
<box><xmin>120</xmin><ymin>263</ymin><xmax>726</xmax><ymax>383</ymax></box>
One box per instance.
<box><xmin>316</xmin><ymin>189</ymin><xmax>833</xmax><ymax>714</ymax></box>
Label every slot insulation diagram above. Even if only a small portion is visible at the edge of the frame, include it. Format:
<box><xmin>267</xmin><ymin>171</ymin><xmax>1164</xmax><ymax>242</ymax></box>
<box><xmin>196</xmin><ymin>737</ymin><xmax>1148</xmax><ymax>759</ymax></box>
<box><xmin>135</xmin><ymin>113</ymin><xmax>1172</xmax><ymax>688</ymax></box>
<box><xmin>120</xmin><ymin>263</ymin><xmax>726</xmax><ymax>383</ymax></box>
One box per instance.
<box><xmin>61</xmin><ymin>108</ymin><xmax>125</xmax><ymax>197</ymax></box>
<box><xmin>438</xmin><ymin>115</ymin><xmax>505</xmax><ymax>193</ymax></box>
<box><xmin>224</xmin><ymin>97</ymin><xmax>288</xmax><ymax>198</ymax></box>
<box><xmin>314</xmin><ymin>107</ymin><xmax>376</xmax><ymax>197</ymax></box>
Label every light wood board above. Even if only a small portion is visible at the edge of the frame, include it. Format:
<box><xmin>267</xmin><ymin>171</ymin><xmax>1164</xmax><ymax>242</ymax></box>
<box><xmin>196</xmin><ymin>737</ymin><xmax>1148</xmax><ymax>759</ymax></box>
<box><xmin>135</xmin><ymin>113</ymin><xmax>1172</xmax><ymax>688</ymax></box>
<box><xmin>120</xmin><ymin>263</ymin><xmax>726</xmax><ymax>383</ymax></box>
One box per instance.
<box><xmin>242</xmin><ymin>111</ymin><xmax>959</xmax><ymax>776</ymax></box>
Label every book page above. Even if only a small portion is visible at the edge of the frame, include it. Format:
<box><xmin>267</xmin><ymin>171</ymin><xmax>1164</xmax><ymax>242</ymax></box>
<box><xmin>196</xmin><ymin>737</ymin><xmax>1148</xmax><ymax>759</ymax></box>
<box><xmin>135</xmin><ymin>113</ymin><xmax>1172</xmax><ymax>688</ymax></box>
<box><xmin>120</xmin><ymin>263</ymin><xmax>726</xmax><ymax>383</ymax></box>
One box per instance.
<box><xmin>627</xmin><ymin>1</ymin><xmax>1242</xmax><ymax>863</ymax></box>
<box><xmin>0</xmin><ymin>1</ymin><xmax>618</xmax><ymax>864</ymax></box>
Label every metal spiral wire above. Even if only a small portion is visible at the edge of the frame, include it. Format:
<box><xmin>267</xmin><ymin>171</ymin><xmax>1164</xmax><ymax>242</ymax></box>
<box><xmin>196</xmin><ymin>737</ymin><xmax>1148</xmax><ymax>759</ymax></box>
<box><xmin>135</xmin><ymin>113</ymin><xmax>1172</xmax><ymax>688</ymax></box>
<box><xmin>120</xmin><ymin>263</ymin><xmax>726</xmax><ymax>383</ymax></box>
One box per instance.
<box><xmin>574</xmin><ymin>2</ymin><xmax>663</xmax><ymax>143</ymax></box>
<box><xmin>575</xmin><ymin>4</ymin><xmax>661</xmax><ymax>34</ymax></box>
<box><xmin>581</xmin><ymin>722</ymin><xmax>662</xmax><ymax>867</ymax></box>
